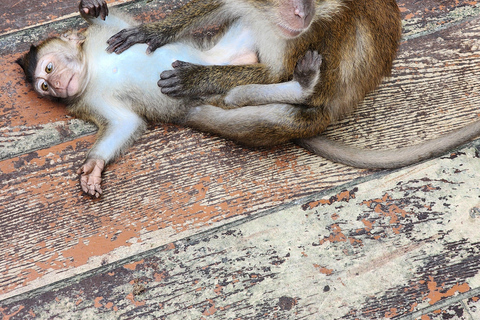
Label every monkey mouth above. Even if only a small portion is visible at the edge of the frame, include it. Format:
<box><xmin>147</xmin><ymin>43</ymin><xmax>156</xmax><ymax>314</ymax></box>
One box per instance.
<box><xmin>65</xmin><ymin>75</ymin><xmax>74</xmax><ymax>97</ymax></box>
<box><xmin>276</xmin><ymin>23</ymin><xmax>303</xmax><ymax>38</ymax></box>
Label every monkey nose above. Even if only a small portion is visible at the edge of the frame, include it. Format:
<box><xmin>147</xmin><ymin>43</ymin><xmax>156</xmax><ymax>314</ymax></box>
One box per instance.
<box><xmin>295</xmin><ymin>5</ymin><xmax>306</xmax><ymax>19</ymax></box>
<box><xmin>294</xmin><ymin>6</ymin><xmax>306</xmax><ymax>19</ymax></box>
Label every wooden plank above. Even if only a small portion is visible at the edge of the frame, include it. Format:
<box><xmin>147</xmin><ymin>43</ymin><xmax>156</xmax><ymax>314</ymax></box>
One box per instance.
<box><xmin>400</xmin><ymin>0</ymin><xmax>480</xmax><ymax>38</ymax></box>
<box><xmin>323</xmin><ymin>15</ymin><xmax>480</xmax><ymax>150</ymax></box>
<box><xmin>1</xmin><ymin>0</ymin><xmax>480</xmax><ymax>311</ymax></box>
<box><xmin>2</xmin><ymin>0</ymin><xmax>480</xmax><ymax>149</ymax></box>
<box><xmin>0</xmin><ymin>126</ymin><xmax>373</xmax><ymax>300</ymax></box>
<box><xmin>1</xmin><ymin>141</ymin><xmax>479</xmax><ymax>319</ymax></box>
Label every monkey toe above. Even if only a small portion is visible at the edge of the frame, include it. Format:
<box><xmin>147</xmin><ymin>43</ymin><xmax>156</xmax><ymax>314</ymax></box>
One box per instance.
<box><xmin>171</xmin><ymin>60</ymin><xmax>194</xmax><ymax>68</ymax></box>
<box><xmin>160</xmin><ymin>86</ymin><xmax>185</xmax><ymax>97</ymax></box>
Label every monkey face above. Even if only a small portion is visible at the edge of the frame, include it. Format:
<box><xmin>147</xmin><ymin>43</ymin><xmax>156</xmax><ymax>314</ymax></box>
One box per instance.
<box><xmin>33</xmin><ymin>37</ymin><xmax>88</xmax><ymax>99</ymax></box>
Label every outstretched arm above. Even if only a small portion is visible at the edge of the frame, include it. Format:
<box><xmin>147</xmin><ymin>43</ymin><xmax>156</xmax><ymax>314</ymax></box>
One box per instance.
<box><xmin>76</xmin><ymin>101</ymin><xmax>146</xmax><ymax>198</ymax></box>
<box><xmin>106</xmin><ymin>0</ymin><xmax>224</xmax><ymax>54</ymax></box>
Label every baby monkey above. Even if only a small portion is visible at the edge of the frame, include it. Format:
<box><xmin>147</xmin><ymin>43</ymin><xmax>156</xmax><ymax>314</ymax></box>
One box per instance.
<box><xmin>17</xmin><ymin>0</ymin><xmax>322</xmax><ymax>197</ymax></box>
<box><xmin>18</xmin><ymin>0</ymin><xmax>480</xmax><ymax>197</ymax></box>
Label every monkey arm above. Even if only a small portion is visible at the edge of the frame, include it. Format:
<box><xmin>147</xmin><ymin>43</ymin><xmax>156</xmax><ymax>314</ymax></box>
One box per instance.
<box><xmin>158</xmin><ymin>62</ymin><xmax>283</xmax><ymax>98</ymax></box>
<box><xmin>77</xmin><ymin>104</ymin><xmax>147</xmax><ymax>197</ymax></box>
<box><xmin>106</xmin><ymin>0</ymin><xmax>224</xmax><ymax>54</ymax></box>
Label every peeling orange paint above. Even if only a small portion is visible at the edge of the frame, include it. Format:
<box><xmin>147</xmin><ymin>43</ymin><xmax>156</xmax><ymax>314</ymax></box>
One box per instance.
<box><xmin>203</xmin><ymin>300</ymin><xmax>217</xmax><ymax>316</ymax></box>
<box><xmin>362</xmin><ymin>219</ymin><xmax>374</xmax><ymax>231</ymax></box>
<box><xmin>313</xmin><ymin>264</ymin><xmax>333</xmax><ymax>275</ymax></box>
<box><xmin>124</xmin><ymin>259</ymin><xmax>144</xmax><ymax>271</ymax></box>
<box><xmin>384</xmin><ymin>308</ymin><xmax>398</xmax><ymax>318</ymax></box>
<box><xmin>304</xmin><ymin>189</ymin><xmax>357</xmax><ymax>210</ymax></box>
<box><xmin>154</xmin><ymin>272</ymin><xmax>167</xmax><ymax>282</ymax></box>
<box><xmin>320</xmin><ymin>224</ymin><xmax>347</xmax><ymax>244</ymax></box>
<box><xmin>61</xmin><ymin>228</ymin><xmax>140</xmax><ymax>267</ymax></box>
<box><xmin>126</xmin><ymin>292</ymin><xmax>146</xmax><ymax>307</ymax></box>
<box><xmin>410</xmin><ymin>302</ymin><xmax>418</xmax><ymax>312</ymax></box>
<box><xmin>0</xmin><ymin>306</ymin><xmax>24</xmax><ymax>320</ymax></box>
<box><xmin>424</xmin><ymin>277</ymin><xmax>470</xmax><ymax>305</ymax></box>
<box><xmin>94</xmin><ymin>297</ymin><xmax>103</xmax><ymax>308</ymax></box>
<box><xmin>214</xmin><ymin>284</ymin><xmax>223</xmax><ymax>295</ymax></box>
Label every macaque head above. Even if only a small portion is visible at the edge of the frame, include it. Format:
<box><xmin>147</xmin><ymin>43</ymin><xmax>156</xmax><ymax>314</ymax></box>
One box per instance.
<box><xmin>16</xmin><ymin>31</ymin><xmax>88</xmax><ymax>100</ymax></box>
<box><xmin>264</xmin><ymin>0</ymin><xmax>315</xmax><ymax>38</ymax></box>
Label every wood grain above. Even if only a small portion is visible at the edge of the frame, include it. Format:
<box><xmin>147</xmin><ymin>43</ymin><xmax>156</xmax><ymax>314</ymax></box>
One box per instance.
<box><xmin>1</xmin><ymin>142</ymin><xmax>479</xmax><ymax>319</ymax></box>
<box><xmin>1</xmin><ymin>0</ymin><xmax>480</xmax><ymax>317</ymax></box>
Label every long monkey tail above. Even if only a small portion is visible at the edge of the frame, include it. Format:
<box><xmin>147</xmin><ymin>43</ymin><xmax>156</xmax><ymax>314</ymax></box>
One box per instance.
<box><xmin>296</xmin><ymin>120</ymin><xmax>480</xmax><ymax>169</ymax></box>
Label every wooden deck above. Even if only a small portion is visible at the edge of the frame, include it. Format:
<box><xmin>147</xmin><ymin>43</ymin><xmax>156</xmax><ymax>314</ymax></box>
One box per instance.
<box><xmin>1</xmin><ymin>0</ymin><xmax>480</xmax><ymax>319</ymax></box>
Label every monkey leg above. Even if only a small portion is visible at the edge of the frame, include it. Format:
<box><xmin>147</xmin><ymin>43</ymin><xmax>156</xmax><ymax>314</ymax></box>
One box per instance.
<box><xmin>158</xmin><ymin>62</ymin><xmax>278</xmax><ymax>98</ymax></box>
<box><xmin>185</xmin><ymin>103</ymin><xmax>330</xmax><ymax>147</ymax></box>
<box><xmin>224</xmin><ymin>51</ymin><xmax>322</xmax><ymax>108</ymax></box>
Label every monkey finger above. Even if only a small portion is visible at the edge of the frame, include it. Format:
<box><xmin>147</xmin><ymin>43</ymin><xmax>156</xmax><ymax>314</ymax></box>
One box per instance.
<box><xmin>159</xmin><ymin>69</ymin><xmax>177</xmax><ymax>80</ymax></box>
<box><xmin>89</xmin><ymin>3</ymin><xmax>99</xmax><ymax>18</ymax></box>
<box><xmin>100</xmin><ymin>1</ymin><xmax>108</xmax><ymax>20</ymax></box>
<box><xmin>113</xmin><ymin>39</ymin><xmax>140</xmax><ymax>54</ymax></box>
<box><xmin>106</xmin><ymin>30</ymin><xmax>129</xmax><ymax>53</ymax></box>
<box><xmin>146</xmin><ymin>40</ymin><xmax>163</xmax><ymax>54</ymax></box>
<box><xmin>80</xmin><ymin>175</ymin><xmax>90</xmax><ymax>194</ymax></box>
<box><xmin>160</xmin><ymin>86</ymin><xmax>186</xmax><ymax>97</ymax></box>
<box><xmin>171</xmin><ymin>60</ymin><xmax>193</xmax><ymax>69</ymax></box>
<box><xmin>158</xmin><ymin>77</ymin><xmax>181</xmax><ymax>89</ymax></box>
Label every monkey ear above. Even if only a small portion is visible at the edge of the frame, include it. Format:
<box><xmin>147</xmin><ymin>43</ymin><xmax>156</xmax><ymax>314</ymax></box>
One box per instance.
<box><xmin>15</xmin><ymin>57</ymin><xmax>24</xmax><ymax>68</ymax></box>
<box><xmin>15</xmin><ymin>44</ymin><xmax>38</xmax><ymax>84</ymax></box>
<box><xmin>61</xmin><ymin>31</ymin><xmax>86</xmax><ymax>45</ymax></box>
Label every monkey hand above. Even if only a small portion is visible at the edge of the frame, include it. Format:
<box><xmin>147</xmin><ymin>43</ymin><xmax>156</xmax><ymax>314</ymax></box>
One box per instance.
<box><xmin>293</xmin><ymin>50</ymin><xmax>322</xmax><ymax>92</ymax></box>
<box><xmin>107</xmin><ymin>26</ymin><xmax>167</xmax><ymax>54</ymax></box>
<box><xmin>79</xmin><ymin>0</ymin><xmax>108</xmax><ymax>21</ymax></box>
<box><xmin>77</xmin><ymin>158</ymin><xmax>105</xmax><ymax>198</ymax></box>
<box><xmin>158</xmin><ymin>61</ymin><xmax>205</xmax><ymax>97</ymax></box>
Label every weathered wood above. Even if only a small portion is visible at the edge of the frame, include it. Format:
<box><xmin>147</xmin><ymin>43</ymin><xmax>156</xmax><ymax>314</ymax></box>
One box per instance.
<box><xmin>2</xmin><ymin>0</ymin><xmax>480</xmax><ymax>153</ymax></box>
<box><xmin>1</xmin><ymin>142</ymin><xmax>479</xmax><ymax>319</ymax></box>
<box><xmin>323</xmin><ymin>15</ymin><xmax>480</xmax><ymax>151</ymax></box>
<box><xmin>1</xmin><ymin>0</ymin><xmax>480</xmax><ymax>317</ymax></box>
<box><xmin>0</xmin><ymin>126</ymin><xmax>374</xmax><ymax>300</ymax></box>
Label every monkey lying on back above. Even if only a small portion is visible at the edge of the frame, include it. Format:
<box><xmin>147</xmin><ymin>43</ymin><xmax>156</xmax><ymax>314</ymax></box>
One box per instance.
<box><xmin>16</xmin><ymin>0</ymin><xmax>322</xmax><ymax>197</ymax></box>
<box><xmin>18</xmin><ymin>0</ymin><xmax>480</xmax><ymax>196</ymax></box>
<box><xmin>108</xmin><ymin>0</ymin><xmax>480</xmax><ymax>168</ymax></box>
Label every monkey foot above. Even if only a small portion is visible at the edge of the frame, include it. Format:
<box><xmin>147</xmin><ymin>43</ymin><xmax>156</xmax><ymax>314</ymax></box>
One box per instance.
<box><xmin>293</xmin><ymin>50</ymin><xmax>322</xmax><ymax>90</ymax></box>
<box><xmin>77</xmin><ymin>158</ymin><xmax>105</xmax><ymax>198</ymax></box>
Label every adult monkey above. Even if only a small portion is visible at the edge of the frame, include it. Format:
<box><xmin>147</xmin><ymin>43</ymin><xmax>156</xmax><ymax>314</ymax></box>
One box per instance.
<box><xmin>107</xmin><ymin>0</ymin><xmax>480</xmax><ymax>168</ymax></box>
<box><xmin>107</xmin><ymin>0</ymin><xmax>402</xmax><ymax>145</ymax></box>
<box><xmin>16</xmin><ymin>0</ymin><xmax>322</xmax><ymax>197</ymax></box>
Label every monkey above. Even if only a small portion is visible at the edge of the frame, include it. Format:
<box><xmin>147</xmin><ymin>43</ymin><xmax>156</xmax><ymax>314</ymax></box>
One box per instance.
<box><xmin>17</xmin><ymin>0</ymin><xmax>480</xmax><ymax>198</ymax></box>
<box><xmin>106</xmin><ymin>0</ymin><xmax>480</xmax><ymax>169</ymax></box>
<box><xmin>106</xmin><ymin>0</ymin><xmax>403</xmax><ymax>146</ymax></box>
<box><xmin>16</xmin><ymin>0</ymin><xmax>323</xmax><ymax>197</ymax></box>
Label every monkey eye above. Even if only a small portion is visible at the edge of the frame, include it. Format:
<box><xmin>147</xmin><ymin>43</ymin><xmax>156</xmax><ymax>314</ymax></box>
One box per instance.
<box><xmin>45</xmin><ymin>62</ymin><xmax>53</xmax><ymax>74</ymax></box>
<box><xmin>41</xmin><ymin>81</ymin><xmax>49</xmax><ymax>91</ymax></box>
